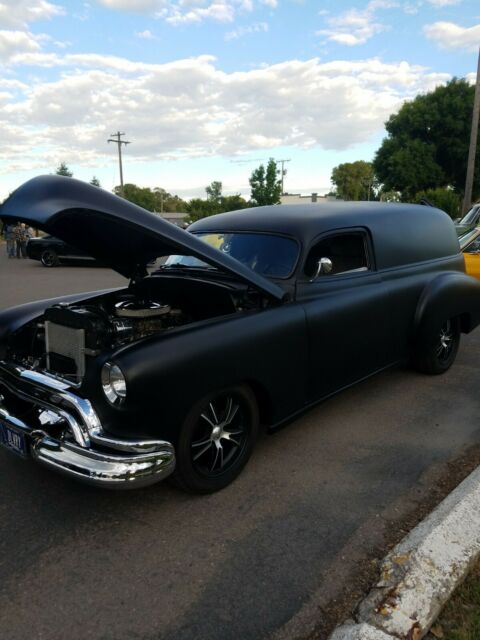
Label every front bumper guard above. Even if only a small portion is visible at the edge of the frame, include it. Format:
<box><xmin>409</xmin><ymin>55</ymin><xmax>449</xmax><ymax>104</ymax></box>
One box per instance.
<box><xmin>0</xmin><ymin>362</ymin><xmax>175</xmax><ymax>489</ymax></box>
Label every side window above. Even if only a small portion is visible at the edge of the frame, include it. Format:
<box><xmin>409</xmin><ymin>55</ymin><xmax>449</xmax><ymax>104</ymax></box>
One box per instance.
<box><xmin>305</xmin><ymin>232</ymin><xmax>370</xmax><ymax>278</ymax></box>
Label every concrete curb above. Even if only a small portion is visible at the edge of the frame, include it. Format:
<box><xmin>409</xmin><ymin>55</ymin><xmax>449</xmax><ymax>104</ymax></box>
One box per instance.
<box><xmin>329</xmin><ymin>464</ymin><xmax>480</xmax><ymax>640</ymax></box>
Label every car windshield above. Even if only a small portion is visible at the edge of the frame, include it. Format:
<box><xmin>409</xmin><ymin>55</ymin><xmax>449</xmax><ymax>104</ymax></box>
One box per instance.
<box><xmin>458</xmin><ymin>205</ymin><xmax>480</xmax><ymax>225</ymax></box>
<box><xmin>459</xmin><ymin>228</ymin><xmax>480</xmax><ymax>251</ymax></box>
<box><xmin>163</xmin><ymin>232</ymin><xmax>298</xmax><ymax>279</ymax></box>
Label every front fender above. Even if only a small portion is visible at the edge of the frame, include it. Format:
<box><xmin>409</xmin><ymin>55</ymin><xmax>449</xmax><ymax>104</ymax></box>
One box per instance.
<box><xmin>413</xmin><ymin>272</ymin><xmax>480</xmax><ymax>348</ymax></box>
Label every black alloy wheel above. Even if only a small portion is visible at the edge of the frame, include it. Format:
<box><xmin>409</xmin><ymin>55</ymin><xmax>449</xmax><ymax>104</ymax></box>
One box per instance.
<box><xmin>172</xmin><ymin>385</ymin><xmax>259</xmax><ymax>494</ymax></box>
<box><xmin>41</xmin><ymin>249</ymin><xmax>59</xmax><ymax>267</ymax></box>
<box><xmin>413</xmin><ymin>317</ymin><xmax>461</xmax><ymax>375</ymax></box>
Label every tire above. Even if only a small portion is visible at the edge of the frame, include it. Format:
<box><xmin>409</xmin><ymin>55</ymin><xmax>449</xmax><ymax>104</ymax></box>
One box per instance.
<box><xmin>413</xmin><ymin>317</ymin><xmax>461</xmax><ymax>375</ymax></box>
<box><xmin>171</xmin><ymin>385</ymin><xmax>259</xmax><ymax>494</ymax></box>
<box><xmin>41</xmin><ymin>249</ymin><xmax>59</xmax><ymax>267</ymax></box>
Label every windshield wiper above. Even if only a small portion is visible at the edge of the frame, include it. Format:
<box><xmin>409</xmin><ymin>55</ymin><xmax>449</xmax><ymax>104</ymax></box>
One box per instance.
<box><xmin>156</xmin><ymin>264</ymin><xmax>217</xmax><ymax>272</ymax></box>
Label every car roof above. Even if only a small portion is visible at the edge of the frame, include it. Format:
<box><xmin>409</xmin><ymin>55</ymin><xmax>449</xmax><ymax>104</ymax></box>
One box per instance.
<box><xmin>190</xmin><ymin>202</ymin><xmax>460</xmax><ymax>270</ymax></box>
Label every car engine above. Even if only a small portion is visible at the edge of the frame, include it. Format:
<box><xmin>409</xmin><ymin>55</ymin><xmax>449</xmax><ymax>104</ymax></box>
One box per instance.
<box><xmin>9</xmin><ymin>295</ymin><xmax>190</xmax><ymax>383</ymax></box>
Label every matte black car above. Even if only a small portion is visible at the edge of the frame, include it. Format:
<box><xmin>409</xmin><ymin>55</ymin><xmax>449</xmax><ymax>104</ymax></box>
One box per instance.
<box><xmin>27</xmin><ymin>234</ymin><xmax>96</xmax><ymax>267</ymax></box>
<box><xmin>1</xmin><ymin>175</ymin><xmax>480</xmax><ymax>493</ymax></box>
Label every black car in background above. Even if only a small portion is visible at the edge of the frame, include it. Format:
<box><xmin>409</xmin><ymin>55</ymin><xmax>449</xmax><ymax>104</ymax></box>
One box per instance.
<box><xmin>27</xmin><ymin>235</ymin><xmax>96</xmax><ymax>267</ymax></box>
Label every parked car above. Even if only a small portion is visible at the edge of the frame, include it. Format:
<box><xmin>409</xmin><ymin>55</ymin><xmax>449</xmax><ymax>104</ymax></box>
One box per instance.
<box><xmin>1</xmin><ymin>175</ymin><xmax>480</xmax><ymax>493</ymax></box>
<box><xmin>455</xmin><ymin>203</ymin><xmax>480</xmax><ymax>237</ymax></box>
<box><xmin>460</xmin><ymin>227</ymin><xmax>480</xmax><ymax>280</ymax></box>
<box><xmin>27</xmin><ymin>234</ymin><xmax>97</xmax><ymax>267</ymax></box>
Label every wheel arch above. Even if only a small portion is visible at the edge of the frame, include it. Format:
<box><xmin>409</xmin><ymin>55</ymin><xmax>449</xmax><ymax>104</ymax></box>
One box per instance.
<box><xmin>413</xmin><ymin>272</ymin><xmax>480</xmax><ymax>348</ymax></box>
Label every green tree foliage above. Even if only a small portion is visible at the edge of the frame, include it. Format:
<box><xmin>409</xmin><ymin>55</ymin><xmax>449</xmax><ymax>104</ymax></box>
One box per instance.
<box><xmin>330</xmin><ymin>161</ymin><xmax>377</xmax><ymax>200</ymax></box>
<box><xmin>206</xmin><ymin>181</ymin><xmax>223</xmax><ymax>205</ymax></box>
<box><xmin>187</xmin><ymin>182</ymin><xmax>249</xmax><ymax>222</ymax></box>
<box><xmin>90</xmin><ymin>176</ymin><xmax>101</xmax><ymax>187</ymax></box>
<box><xmin>114</xmin><ymin>183</ymin><xmax>156</xmax><ymax>210</ymax></box>
<box><xmin>114</xmin><ymin>184</ymin><xmax>187</xmax><ymax>213</ymax></box>
<box><xmin>221</xmin><ymin>194</ymin><xmax>249</xmax><ymax>212</ymax></box>
<box><xmin>414</xmin><ymin>187</ymin><xmax>462</xmax><ymax>219</ymax></box>
<box><xmin>153</xmin><ymin>188</ymin><xmax>187</xmax><ymax>213</ymax></box>
<box><xmin>55</xmin><ymin>162</ymin><xmax>73</xmax><ymax>177</ymax></box>
<box><xmin>374</xmin><ymin>79</ymin><xmax>479</xmax><ymax>200</ymax></box>
<box><xmin>249</xmin><ymin>158</ymin><xmax>282</xmax><ymax>206</ymax></box>
<box><xmin>186</xmin><ymin>198</ymin><xmax>214</xmax><ymax>222</ymax></box>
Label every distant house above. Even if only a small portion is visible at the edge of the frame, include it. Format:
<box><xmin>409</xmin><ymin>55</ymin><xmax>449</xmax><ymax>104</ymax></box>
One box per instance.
<box><xmin>158</xmin><ymin>211</ymin><xmax>189</xmax><ymax>227</ymax></box>
<box><xmin>280</xmin><ymin>193</ymin><xmax>340</xmax><ymax>205</ymax></box>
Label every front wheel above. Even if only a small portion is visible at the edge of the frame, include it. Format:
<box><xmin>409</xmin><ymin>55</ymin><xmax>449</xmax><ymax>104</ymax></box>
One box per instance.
<box><xmin>172</xmin><ymin>385</ymin><xmax>259</xmax><ymax>494</ymax></box>
<box><xmin>41</xmin><ymin>249</ymin><xmax>59</xmax><ymax>267</ymax></box>
<box><xmin>412</xmin><ymin>317</ymin><xmax>461</xmax><ymax>375</ymax></box>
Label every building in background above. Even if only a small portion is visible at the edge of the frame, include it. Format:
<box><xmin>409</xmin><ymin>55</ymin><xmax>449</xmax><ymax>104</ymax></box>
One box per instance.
<box><xmin>159</xmin><ymin>211</ymin><xmax>189</xmax><ymax>227</ymax></box>
<box><xmin>280</xmin><ymin>193</ymin><xmax>340</xmax><ymax>205</ymax></box>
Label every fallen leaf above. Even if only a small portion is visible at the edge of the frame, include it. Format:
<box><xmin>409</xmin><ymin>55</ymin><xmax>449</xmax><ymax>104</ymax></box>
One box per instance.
<box><xmin>430</xmin><ymin>623</ymin><xmax>445</xmax><ymax>638</ymax></box>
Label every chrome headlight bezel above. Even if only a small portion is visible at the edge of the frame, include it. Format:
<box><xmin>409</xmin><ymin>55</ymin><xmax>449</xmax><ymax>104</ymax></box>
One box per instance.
<box><xmin>101</xmin><ymin>362</ymin><xmax>127</xmax><ymax>405</ymax></box>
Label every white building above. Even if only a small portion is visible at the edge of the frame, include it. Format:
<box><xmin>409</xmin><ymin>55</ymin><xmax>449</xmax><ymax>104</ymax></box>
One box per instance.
<box><xmin>280</xmin><ymin>193</ymin><xmax>340</xmax><ymax>205</ymax></box>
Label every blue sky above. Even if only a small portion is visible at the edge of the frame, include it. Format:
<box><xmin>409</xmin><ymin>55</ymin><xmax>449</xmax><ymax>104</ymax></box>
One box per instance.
<box><xmin>0</xmin><ymin>0</ymin><xmax>479</xmax><ymax>201</ymax></box>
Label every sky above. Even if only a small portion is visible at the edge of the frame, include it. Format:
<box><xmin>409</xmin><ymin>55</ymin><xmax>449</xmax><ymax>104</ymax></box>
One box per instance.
<box><xmin>0</xmin><ymin>0</ymin><xmax>479</xmax><ymax>201</ymax></box>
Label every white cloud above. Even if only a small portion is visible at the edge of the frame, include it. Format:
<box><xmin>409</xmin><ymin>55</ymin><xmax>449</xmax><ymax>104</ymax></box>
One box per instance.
<box><xmin>0</xmin><ymin>54</ymin><xmax>452</xmax><ymax>176</ymax></box>
<box><xmin>318</xmin><ymin>0</ymin><xmax>398</xmax><ymax>46</ymax></box>
<box><xmin>427</xmin><ymin>0</ymin><xmax>461</xmax><ymax>6</ymax></box>
<box><xmin>0</xmin><ymin>0</ymin><xmax>65</xmax><ymax>29</ymax></box>
<box><xmin>134</xmin><ymin>28</ymin><xmax>155</xmax><ymax>38</ymax></box>
<box><xmin>95</xmin><ymin>0</ymin><xmax>274</xmax><ymax>24</ymax></box>
<box><xmin>0</xmin><ymin>30</ymin><xmax>42</xmax><ymax>62</ymax></box>
<box><xmin>225</xmin><ymin>21</ymin><xmax>268</xmax><ymax>40</ymax></box>
<box><xmin>424</xmin><ymin>21</ymin><xmax>480</xmax><ymax>51</ymax></box>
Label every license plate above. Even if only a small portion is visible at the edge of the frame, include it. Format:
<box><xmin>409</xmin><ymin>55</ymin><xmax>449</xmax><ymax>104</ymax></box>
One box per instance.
<box><xmin>0</xmin><ymin>422</ymin><xmax>29</xmax><ymax>458</ymax></box>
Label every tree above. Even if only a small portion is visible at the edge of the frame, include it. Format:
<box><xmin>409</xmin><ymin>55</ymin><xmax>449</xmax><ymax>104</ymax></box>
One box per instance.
<box><xmin>374</xmin><ymin>78</ymin><xmax>479</xmax><ymax>200</ymax></box>
<box><xmin>221</xmin><ymin>194</ymin><xmax>249</xmax><ymax>212</ymax></box>
<box><xmin>114</xmin><ymin>183</ymin><xmax>156</xmax><ymax>211</ymax></box>
<box><xmin>249</xmin><ymin>158</ymin><xmax>282</xmax><ymax>206</ymax></box>
<box><xmin>90</xmin><ymin>176</ymin><xmax>101</xmax><ymax>187</ymax></box>
<box><xmin>414</xmin><ymin>187</ymin><xmax>462</xmax><ymax>219</ymax></box>
<box><xmin>153</xmin><ymin>188</ymin><xmax>187</xmax><ymax>213</ymax></box>
<box><xmin>186</xmin><ymin>198</ymin><xmax>214</xmax><ymax>222</ymax></box>
<box><xmin>330</xmin><ymin>161</ymin><xmax>377</xmax><ymax>200</ymax></box>
<box><xmin>55</xmin><ymin>162</ymin><xmax>73</xmax><ymax>177</ymax></box>
<box><xmin>206</xmin><ymin>181</ymin><xmax>223</xmax><ymax>204</ymax></box>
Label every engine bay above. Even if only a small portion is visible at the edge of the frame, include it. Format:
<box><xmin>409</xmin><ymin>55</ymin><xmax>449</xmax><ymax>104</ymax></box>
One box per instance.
<box><xmin>6</xmin><ymin>277</ymin><xmax>266</xmax><ymax>383</ymax></box>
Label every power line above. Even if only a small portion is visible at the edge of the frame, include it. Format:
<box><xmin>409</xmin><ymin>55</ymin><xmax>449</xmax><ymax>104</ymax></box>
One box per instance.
<box><xmin>108</xmin><ymin>131</ymin><xmax>131</xmax><ymax>197</ymax></box>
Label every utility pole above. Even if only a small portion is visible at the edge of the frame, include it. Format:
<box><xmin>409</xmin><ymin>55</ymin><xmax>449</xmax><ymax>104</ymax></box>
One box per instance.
<box><xmin>463</xmin><ymin>47</ymin><xmax>480</xmax><ymax>214</ymax></box>
<box><xmin>108</xmin><ymin>131</ymin><xmax>131</xmax><ymax>197</ymax></box>
<box><xmin>276</xmin><ymin>159</ymin><xmax>291</xmax><ymax>194</ymax></box>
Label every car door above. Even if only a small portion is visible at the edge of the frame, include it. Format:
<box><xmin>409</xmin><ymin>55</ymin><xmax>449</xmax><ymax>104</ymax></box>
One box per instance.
<box><xmin>296</xmin><ymin>228</ymin><xmax>392</xmax><ymax>402</ymax></box>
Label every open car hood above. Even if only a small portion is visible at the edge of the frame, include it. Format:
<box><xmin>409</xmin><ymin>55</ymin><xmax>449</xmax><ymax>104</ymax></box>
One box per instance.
<box><xmin>0</xmin><ymin>175</ymin><xmax>285</xmax><ymax>301</ymax></box>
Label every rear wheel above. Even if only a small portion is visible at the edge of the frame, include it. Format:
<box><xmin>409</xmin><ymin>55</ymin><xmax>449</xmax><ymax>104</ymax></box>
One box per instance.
<box><xmin>41</xmin><ymin>249</ymin><xmax>59</xmax><ymax>267</ymax></box>
<box><xmin>413</xmin><ymin>317</ymin><xmax>460</xmax><ymax>375</ymax></box>
<box><xmin>172</xmin><ymin>385</ymin><xmax>259</xmax><ymax>494</ymax></box>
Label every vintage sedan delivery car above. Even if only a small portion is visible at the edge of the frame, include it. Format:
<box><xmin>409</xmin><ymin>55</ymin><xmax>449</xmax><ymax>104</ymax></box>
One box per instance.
<box><xmin>1</xmin><ymin>176</ymin><xmax>480</xmax><ymax>493</ymax></box>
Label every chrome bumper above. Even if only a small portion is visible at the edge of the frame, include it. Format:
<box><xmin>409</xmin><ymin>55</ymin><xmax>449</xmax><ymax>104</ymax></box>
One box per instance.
<box><xmin>0</xmin><ymin>362</ymin><xmax>176</xmax><ymax>489</ymax></box>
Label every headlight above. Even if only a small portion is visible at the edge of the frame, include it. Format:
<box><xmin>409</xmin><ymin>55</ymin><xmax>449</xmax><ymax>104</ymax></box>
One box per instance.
<box><xmin>101</xmin><ymin>362</ymin><xmax>127</xmax><ymax>405</ymax></box>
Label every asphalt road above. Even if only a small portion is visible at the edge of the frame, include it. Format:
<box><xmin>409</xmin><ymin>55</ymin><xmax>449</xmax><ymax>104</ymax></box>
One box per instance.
<box><xmin>1</xmin><ymin>250</ymin><xmax>480</xmax><ymax>640</ymax></box>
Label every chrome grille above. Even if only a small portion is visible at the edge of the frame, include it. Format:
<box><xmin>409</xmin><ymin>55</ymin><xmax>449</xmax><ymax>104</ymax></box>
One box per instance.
<box><xmin>45</xmin><ymin>321</ymin><xmax>86</xmax><ymax>381</ymax></box>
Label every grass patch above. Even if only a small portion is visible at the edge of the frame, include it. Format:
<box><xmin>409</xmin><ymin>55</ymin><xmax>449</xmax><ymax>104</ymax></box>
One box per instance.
<box><xmin>426</xmin><ymin>562</ymin><xmax>480</xmax><ymax>640</ymax></box>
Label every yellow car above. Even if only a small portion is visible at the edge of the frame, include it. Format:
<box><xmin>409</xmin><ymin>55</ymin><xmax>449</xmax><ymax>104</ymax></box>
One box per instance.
<box><xmin>460</xmin><ymin>227</ymin><xmax>480</xmax><ymax>279</ymax></box>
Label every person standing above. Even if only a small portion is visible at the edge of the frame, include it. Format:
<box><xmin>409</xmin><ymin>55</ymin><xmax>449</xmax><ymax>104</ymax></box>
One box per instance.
<box><xmin>14</xmin><ymin>222</ymin><xmax>28</xmax><ymax>259</ymax></box>
<box><xmin>5</xmin><ymin>223</ymin><xmax>16</xmax><ymax>258</ymax></box>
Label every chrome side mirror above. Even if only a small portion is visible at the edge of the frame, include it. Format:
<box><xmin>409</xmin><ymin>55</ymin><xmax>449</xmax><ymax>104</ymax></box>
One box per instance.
<box><xmin>311</xmin><ymin>257</ymin><xmax>333</xmax><ymax>281</ymax></box>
